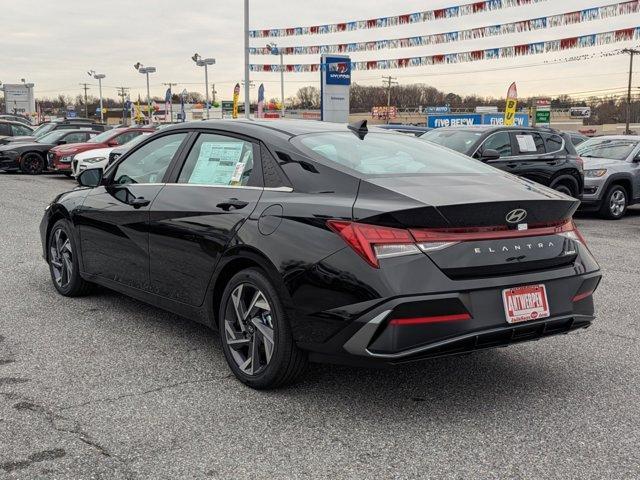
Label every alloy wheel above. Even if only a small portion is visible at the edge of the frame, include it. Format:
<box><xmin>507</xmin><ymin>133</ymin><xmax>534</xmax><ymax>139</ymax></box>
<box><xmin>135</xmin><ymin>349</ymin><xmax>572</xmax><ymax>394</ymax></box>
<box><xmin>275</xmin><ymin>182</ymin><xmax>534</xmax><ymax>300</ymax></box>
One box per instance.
<box><xmin>50</xmin><ymin>228</ymin><xmax>73</xmax><ymax>288</ymax></box>
<box><xmin>24</xmin><ymin>154</ymin><xmax>43</xmax><ymax>174</ymax></box>
<box><xmin>609</xmin><ymin>190</ymin><xmax>626</xmax><ymax>217</ymax></box>
<box><xmin>224</xmin><ymin>283</ymin><xmax>275</xmax><ymax>376</ymax></box>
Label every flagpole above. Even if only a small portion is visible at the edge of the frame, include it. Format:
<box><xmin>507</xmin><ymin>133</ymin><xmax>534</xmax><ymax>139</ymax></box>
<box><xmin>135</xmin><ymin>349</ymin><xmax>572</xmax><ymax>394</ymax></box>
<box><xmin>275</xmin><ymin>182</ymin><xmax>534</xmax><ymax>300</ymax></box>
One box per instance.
<box><xmin>244</xmin><ymin>0</ymin><xmax>250</xmax><ymax>119</ymax></box>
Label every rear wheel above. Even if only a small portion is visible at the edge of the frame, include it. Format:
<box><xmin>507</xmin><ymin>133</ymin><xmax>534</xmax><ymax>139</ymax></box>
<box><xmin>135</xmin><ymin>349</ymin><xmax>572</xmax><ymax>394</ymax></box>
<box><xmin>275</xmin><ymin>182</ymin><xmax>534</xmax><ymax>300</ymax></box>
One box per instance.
<box><xmin>20</xmin><ymin>153</ymin><xmax>44</xmax><ymax>175</ymax></box>
<box><xmin>48</xmin><ymin>220</ymin><xmax>92</xmax><ymax>296</ymax></box>
<box><xmin>599</xmin><ymin>185</ymin><xmax>627</xmax><ymax>220</ymax></box>
<box><xmin>219</xmin><ymin>268</ymin><xmax>307</xmax><ymax>389</ymax></box>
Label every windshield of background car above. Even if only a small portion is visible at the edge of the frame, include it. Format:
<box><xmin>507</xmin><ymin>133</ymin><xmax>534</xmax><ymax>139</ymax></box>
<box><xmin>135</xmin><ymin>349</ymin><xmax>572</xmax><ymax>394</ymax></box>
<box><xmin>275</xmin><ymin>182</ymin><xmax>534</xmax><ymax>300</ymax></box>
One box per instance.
<box><xmin>292</xmin><ymin>132</ymin><xmax>497</xmax><ymax>176</ymax></box>
<box><xmin>37</xmin><ymin>130</ymin><xmax>68</xmax><ymax>144</ymax></box>
<box><xmin>88</xmin><ymin>129</ymin><xmax>122</xmax><ymax>143</ymax></box>
<box><xmin>420</xmin><ymin>129</ymin><xmax>483</xmax><ymax>153</ymax></box>
<box><xmin>33</xmin><ymin>123</ymin><xmax>56</xmax><ymax>138</ymax></box>
<box><xmin>577</xmin><ymin>138</ymin><xmax>639</xmax><ymax>161</ymax></box>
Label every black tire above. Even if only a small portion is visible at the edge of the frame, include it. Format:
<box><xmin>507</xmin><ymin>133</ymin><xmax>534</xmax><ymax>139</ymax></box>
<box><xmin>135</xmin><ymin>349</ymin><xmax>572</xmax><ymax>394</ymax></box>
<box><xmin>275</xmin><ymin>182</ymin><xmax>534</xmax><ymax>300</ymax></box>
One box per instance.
<box><xmin>552</xmin><ymin>182</ymin><xmax>575</xmax><ymax>198</ymax></box>
<box><xmin>20</xmin><ymin>152</ymin><xmax>45</xmax><ymax>175</ymax></box>
<box><xmin>219</xmin><ymin>268</ymin><xmax>307</xmax><ymax>389</ymax></box>
<box><xmin>599</xmin><ymin>185</ymin><xmax>628</xmax><ymax>220</ymax></box>
<box><xmin>47</xmin><ymin>219</ymin><xmax>92</xmax><ymax>296</ymax></box>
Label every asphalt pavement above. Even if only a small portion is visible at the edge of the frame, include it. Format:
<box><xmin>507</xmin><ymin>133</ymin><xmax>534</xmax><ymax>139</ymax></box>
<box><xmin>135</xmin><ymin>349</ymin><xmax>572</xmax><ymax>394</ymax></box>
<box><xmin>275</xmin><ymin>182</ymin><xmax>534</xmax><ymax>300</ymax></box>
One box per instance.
<box><xmin>0</xmin><ymin>173</ymin><xmax>638</xmax><ymax>479</ymax></box>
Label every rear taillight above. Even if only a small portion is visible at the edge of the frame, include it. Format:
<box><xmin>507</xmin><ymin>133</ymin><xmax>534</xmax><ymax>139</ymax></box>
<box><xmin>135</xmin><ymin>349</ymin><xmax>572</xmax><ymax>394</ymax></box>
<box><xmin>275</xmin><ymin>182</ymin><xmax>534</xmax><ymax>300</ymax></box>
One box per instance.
<box><xmin>327</xmin><ymin>219</ymin><xmax>586</xmax><ymax>268</ymax></box>
<box><xmin>327</xmin><ymin>221</ymin><xmax>418</xmax><ymax>268</ymax></box>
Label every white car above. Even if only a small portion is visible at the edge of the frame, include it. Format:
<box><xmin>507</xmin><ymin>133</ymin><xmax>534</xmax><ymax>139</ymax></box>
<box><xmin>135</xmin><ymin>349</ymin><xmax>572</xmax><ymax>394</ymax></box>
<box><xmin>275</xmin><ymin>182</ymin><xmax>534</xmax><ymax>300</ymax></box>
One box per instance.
<box><xmin>72</xmin><ymin>147</ymin><xmax>113</xmax><ymax>178</ymax></box>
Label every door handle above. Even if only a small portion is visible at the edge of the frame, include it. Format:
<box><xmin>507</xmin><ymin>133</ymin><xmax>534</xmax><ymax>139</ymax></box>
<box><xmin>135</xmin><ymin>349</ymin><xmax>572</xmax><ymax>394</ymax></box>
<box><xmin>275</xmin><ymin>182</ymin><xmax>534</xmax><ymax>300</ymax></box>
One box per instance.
<box><xmin>130</xmin><ymin>197</ymin><xmax>151</xmax><ymax>209</ymax></box>
<box><xmin>216</xmin><ymin>198</ymin><xmax>249</xmax><ymax>211</ymax></box>
<box><xmin>506</xmin><ymin>163</ymin><xmax>518</xmax><ymax>168</ymax></box>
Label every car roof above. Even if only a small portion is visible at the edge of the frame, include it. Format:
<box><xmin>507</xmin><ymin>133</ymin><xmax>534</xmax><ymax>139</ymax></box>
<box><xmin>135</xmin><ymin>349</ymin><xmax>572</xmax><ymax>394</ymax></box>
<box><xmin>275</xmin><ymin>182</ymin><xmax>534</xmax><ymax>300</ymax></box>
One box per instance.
<box><xmin>0</xmin><ymin>119</ymin><xmax>30</xmax><ymax>126</ymax></box>
<box><xmin>160</xmin><ymin>119</ymin><xmax>394</xmax><ymax>139</ymax></box>
<box><xmin>431</xmin><ymin>125</ymin><xmax>560</xmax><ymax>133</ymax></box>
<box><xmin>584</xmin><ymin>135</ymin><xmax>640</xmax><ymax>141</ymax></box>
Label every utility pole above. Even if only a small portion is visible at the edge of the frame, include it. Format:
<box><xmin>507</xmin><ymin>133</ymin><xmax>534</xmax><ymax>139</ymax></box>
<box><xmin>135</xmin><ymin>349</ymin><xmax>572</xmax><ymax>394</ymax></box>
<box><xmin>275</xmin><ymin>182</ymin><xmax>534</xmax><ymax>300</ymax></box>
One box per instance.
<box><xmin>382</xmin><ymin>75</ymin><xmax>398</xmax><ymax>124</ymax></box>
<box><xmin>623</xmin><ymin>49</ymin><xmax>640</xmax><ymax>135</ymax></box>
<box><xmin>116</xmin><ymin>87</ymin><xmax>130</xmax><ymax>125</ymax></box>
<box><xmin>163</xmin><ymin>82</ymin><xmax>177</xmax><ymax>122</ymax></box>
<box><xmin>212</xmin><ymin>83</ymin><xmax>216</xmax><ymax>104</ymax></box>
<box><xmin>79</xmin><ymin>83</ymin><xmax>90</xmax><ymax>117</ymax></box>
<box><xmin>243</xmin><ymin>0</ymin><xmax>250</xmax><ymax>119</ymax></box>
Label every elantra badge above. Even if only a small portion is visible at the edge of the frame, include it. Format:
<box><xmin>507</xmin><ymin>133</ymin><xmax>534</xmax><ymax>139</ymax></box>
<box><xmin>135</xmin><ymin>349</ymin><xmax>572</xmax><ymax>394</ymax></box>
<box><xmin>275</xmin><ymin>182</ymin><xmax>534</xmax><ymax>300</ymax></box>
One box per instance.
<box><xmin>506</xmin><ymin>209</ymin><xmax>528</xmax><ymax>224</ymax></box>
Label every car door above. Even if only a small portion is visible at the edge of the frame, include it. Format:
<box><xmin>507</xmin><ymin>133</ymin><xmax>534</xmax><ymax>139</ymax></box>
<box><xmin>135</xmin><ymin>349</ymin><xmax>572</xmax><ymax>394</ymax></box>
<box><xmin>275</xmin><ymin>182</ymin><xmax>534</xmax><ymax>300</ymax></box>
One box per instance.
<box><xmin>503</xmin><ymin>130</ymin><xmax>549</xmax><ymax>184</ymax></box>
<box><xmin>76</xmin><ymin>132</ymin><xmax>189</xmax><ymax>290</ymax></box>
<box><xmin>474</xmin><ymin>130</ymin><xmax>514</xmax><ymax>172</ymax></box>
<box><xmin>148</xmin><ymin>131</ymin><xmax>264</xmax><ymax>306</ymax></box>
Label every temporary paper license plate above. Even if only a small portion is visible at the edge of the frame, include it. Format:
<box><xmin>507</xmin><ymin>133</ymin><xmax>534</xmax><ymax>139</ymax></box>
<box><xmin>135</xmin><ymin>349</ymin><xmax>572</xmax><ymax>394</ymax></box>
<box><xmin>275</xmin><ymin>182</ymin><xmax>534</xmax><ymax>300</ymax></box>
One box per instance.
<box><xmin>502</xmin><ymin>284</ymin><xmax>550</xmax><ymax>324</ymax></box>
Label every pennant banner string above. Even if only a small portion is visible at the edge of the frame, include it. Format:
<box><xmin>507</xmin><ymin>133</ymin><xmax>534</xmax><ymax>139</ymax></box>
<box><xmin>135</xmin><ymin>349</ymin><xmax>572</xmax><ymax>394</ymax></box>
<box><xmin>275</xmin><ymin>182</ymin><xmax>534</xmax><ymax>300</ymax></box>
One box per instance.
<box><xmin>250</xmin><ymin>0</ymin><xmax>549</xmax><ymax>38</ymax></box>
<box><xmin>250</xmin><ymin>1</ymin><xmax>640</xmax><ymax>55</ymax></box>
<box><xmin>249</xmin><ymin>28</ymin><xmax>640</xmax><ymax>72</ymax></box>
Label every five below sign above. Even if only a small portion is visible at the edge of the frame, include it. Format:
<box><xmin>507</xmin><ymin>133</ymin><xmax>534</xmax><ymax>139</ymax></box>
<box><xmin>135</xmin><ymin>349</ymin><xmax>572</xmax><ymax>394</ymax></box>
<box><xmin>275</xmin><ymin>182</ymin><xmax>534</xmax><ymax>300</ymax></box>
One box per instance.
<box><xmin>428</xmin><ymin>114</ymin><xmax>481</xmax><ymax>128</ymax></box>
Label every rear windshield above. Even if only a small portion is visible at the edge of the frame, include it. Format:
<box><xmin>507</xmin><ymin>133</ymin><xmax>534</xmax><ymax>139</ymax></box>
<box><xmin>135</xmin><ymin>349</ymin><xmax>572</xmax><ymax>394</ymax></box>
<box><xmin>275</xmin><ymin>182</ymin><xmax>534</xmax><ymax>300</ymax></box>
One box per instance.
<box><xmin>420</xmin><ymin>129</ymin><xmax>483</xmax><ymax>154</ymax></box>
<box><xmin>292</xmin><ymin>132</ymin><xmax>496</xmax><ymax>176</ymax></box>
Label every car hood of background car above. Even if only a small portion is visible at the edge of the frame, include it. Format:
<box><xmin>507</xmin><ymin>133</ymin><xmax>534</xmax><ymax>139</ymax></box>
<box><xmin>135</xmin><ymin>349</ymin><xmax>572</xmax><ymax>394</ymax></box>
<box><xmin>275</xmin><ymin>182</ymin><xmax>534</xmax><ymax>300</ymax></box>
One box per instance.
<box><xmin>582</xmin><ymin>157</ymin><xmax>628</xmax><ymax>170</ymax></box>
<box><xmin>50</xmin><ymin>143</ymin><xmax>102</xmax><ymax>156</ymax></box>
<box><xmin>74</xmin><ymin>147</ymin><xmax>113</xmax><ymax>160</ymax></box>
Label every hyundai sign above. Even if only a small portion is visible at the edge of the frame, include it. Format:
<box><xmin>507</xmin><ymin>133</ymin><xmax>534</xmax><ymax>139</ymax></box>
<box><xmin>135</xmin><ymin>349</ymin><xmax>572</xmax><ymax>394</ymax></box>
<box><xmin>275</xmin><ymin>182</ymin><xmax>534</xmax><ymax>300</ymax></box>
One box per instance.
<box><xmin>321</xmin><ymin>54</ymin><xmax>351</xmax><ymax>123</ymax></box>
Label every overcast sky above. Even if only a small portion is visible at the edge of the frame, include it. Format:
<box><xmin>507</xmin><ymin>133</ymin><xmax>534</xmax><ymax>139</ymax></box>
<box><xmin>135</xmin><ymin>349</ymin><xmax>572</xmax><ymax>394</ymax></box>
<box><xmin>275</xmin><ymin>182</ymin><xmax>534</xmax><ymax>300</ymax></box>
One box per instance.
<box><xmin>2</xmin><ymin>0</ymin><xmax>638</xmax><ymax>102</ymax></box>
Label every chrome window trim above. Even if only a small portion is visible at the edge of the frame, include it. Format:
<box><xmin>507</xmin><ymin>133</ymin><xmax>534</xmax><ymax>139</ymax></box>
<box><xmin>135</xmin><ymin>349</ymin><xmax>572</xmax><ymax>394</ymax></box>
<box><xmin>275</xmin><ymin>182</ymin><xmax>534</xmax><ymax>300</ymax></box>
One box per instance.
<box><xmin>472</xmin><ymin>131</ymin><xmax>565</xmax><ymax>160</ymax></box>
<box><xmin>162</xmin><ymin>183</ymin><xmax>293</xmax><ymax>192</ymax></box>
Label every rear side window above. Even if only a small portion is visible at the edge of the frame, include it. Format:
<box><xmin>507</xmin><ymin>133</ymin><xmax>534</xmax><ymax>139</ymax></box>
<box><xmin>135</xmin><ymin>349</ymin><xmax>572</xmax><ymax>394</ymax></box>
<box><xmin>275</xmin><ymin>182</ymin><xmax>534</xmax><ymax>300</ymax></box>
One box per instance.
<box><xmin>513</xmin><ymin>132</ymin><xmax>545</xmax><ymax>155</ymax></box>
<box><xmin>0</xmin><ymin>124</ymin><xmax>10</xmax><ymax>136</ymax></box>
<box><xmin>12</xmin><ymin>124</ymin><xmax>32</xmax><ymax>136</ymax></box>
<box><xmin>542</xmin><ymin>133</ymin><xmax>564</xmax><ymax>153</ymax></box>
<box><xmin>177</xmin><ymin>133</ymin><xmax>257</xmax><ymax>187</ymax></box>
<box><xmin>294</xmin><ymin>132</ymin><xmax>498</xmax><ymax>176</ymax></box>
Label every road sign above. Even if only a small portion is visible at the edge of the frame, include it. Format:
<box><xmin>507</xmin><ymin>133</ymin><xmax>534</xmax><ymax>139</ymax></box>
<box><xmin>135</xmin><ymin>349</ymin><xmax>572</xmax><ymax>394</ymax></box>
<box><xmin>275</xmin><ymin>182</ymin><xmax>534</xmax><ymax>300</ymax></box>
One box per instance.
<box><xmin>535</xmin><ymin>100</ymin><xmax>551</xmax><ymax>127</ymax></box>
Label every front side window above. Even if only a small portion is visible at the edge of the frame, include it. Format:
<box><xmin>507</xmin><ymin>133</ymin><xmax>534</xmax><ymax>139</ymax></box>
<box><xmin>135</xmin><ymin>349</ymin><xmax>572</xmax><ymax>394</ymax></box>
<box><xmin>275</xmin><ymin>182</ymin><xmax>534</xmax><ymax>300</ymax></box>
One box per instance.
<box><xmin>12</xmin><ymin>124</ymin><xmax>33</xmax><ymax>136</ymax></box>
<box><xmin>479</xmin><ymin>132</ymin><xmax>512</xmax><ymax>157</ymax></box>
<box><xmin>294</xmin><ymin>132</ymin><xmax>497</xmax><ymax>176</ymax></box>
<box><xmin>0</xmin><ymin>124</ymin><xmax>12</xmax><ymax>136</ymax></box>
<box><xmin>177</xmin><ymin>133</ymin><xmax>255</xmax><ymax>187</ymax></box>
<box><xmin>114</xmin><ymin>131</ymin><xmax>142</xmax><ymax>145</ymax></box>
<box><xmin>63</xmin><ymin>132</ymin><xmax>89</xmax><ymax>144</ymax></box>
<box><xmin>89</xmin><ymin>129</ymin><xmax>124</xmax><ymax>144</ymax></box>
<box><xmin>113</xmin><ymin>133</ymin><xmax>187</xmax><ymax>185</ymax></box>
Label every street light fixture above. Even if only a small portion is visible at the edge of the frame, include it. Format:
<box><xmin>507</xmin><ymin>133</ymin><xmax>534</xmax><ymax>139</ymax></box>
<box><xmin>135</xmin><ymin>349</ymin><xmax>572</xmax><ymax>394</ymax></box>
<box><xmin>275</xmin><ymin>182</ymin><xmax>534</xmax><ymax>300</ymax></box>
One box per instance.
<box><xmin>192</xmin><ymin>53</ymin><xmax>216</xmax><ymax>120</ymax></box>
<box><xmin>135</xmin><ymin>63</ymin><xmax>157</xmax><ymax>125</ymax></box>
<box><xmin>267</xmin><ymin>43</ymin><xmax>285</xmax><ymax>118</ymax></box>
<box><xmin>88</xmin><ymin>70</ymin><xmax>106</xmax><ymax>123</ymax></box>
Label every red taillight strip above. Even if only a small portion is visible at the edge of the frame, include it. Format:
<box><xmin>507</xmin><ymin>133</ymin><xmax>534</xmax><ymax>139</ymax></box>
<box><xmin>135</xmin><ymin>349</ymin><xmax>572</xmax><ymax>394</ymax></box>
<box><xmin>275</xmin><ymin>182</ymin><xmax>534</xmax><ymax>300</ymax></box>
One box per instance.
<box><xmin>572</xmin><ymin>290</ymin><xmax>594</xmax><ymax>302</ymax></box>
<box><xmin>389</xmin><ymin>313</ymin><xmax>472</xmax><ymax>326</ymax></box>
<box><xmin>410</xmin><ymin>219</ymin><xmax>575</xmax><ymax>243</ymax></box>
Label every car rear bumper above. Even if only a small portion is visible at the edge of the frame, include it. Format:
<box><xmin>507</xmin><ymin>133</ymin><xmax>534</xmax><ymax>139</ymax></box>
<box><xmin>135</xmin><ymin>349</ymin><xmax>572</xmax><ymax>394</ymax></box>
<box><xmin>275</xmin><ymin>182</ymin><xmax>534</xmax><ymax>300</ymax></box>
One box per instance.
<box><xmin>301</xmin><ymin>270</ymin><xmax>601</xmax><ymax>367</ymax></box>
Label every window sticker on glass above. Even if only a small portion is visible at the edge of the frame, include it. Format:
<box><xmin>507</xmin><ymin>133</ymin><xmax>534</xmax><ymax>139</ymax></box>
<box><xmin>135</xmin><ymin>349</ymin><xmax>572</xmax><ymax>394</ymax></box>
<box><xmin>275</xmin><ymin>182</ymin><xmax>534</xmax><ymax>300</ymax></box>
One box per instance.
<box><xmin>516</xmin><ymin>135</ymin><xmax>537</xmax><ymax>153</ymax></box>
<box><xmin>189</xmin><ymin>142</ymin><xmax>245</xmax><ymax>185</ymax></box>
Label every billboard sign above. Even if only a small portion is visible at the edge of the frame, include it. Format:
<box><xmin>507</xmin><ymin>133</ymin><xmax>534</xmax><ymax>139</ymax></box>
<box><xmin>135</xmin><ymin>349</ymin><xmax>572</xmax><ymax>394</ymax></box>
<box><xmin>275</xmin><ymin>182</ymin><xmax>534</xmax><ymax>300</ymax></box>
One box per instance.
<box><xmin>2</xmin><ymin>83</ymin><xmax>35</xmax><ymax>115</ymax></box>
<box><xmin>428</xmin><ymin>114</ymin><xmax>482</xmax><ymax>128</ymax></box>
<box><xmin>321</xmin><ymin>54</ymin><xmax>351</xmax><ymax>123</ymax></box>
<box><xmin>484</xmin><ymin>113</ymin><xmax>529</xmax><ymax>126</ymax></box>
<box><xmin>425</xmin><ymin>106</ymin><xmax>450</xmax><ymax>114</ymax></box>
<box><xmin>570</xmin><ymin>107</ymin><xmax>591</xmax><ymax>119</ymax></box>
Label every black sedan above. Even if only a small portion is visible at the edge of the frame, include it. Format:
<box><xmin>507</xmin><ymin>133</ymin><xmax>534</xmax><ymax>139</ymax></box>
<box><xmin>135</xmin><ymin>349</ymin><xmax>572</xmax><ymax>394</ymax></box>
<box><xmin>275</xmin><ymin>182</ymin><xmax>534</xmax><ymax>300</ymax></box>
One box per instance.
<box><xmin>0</xmin><ymin>129</ymin><xmax>99</xmax><ymax>174</ymax></box>
<box><xmin>40</xmin><ymin>120</ymin><xmax>601</xmax><ymax>389</ymax></box>
<box><xmin>422</xmin><ymin>126</ymin><xmax>584</xmax><ymax>198</ymax></box>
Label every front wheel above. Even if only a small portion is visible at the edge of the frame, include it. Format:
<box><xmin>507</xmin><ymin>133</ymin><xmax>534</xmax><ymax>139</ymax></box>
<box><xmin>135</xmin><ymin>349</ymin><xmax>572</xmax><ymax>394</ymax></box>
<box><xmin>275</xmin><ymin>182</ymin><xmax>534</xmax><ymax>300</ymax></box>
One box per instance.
<box><xmin>20</xmin><ymin>153</ymin><xmax>45</xmax><ymax>175</ymax></box>
<box><xmin>552</xmin><ymin>182</ymin><xmax>575</xmax><ymax>197</ymax></box>
<box><xmin>219</xmin><ymin>268</ymin><xmax>307</xmax><ymax>389</ymax></box>
<box><xmin>599</xmin><ymin>185</ymin><xmax>627</xmax><ymax>220</ymax></box>
<box><xmin>48</xmin><ymin>220</ymin><xmax>92</xmax><ymax>296</ymax></box>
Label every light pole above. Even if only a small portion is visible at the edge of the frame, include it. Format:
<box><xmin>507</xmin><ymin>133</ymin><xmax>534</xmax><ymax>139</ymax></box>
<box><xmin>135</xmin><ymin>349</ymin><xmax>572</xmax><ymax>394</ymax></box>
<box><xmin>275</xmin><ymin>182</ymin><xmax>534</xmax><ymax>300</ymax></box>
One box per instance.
<box><xmin>243</xmin><ymin>0</ymin><xmax>250</xmax><ymax>119</ymax></box>
<box><xmin>134</xmin><ymin>63</ymin><xmax>156</xmax><ymax>125</ymax></box>
<box><xmin>192</xmin><ymin>53</ymin><xmax>216</xmax><ymax>120</ymax></box>
<box><xmin>88</xmin><ymin>70</ymin><xmax>106</xmax><ymax>123</ymax></box>
<box><xmin>267</xmin><ymin>43</ymin><xmax>285</xmax><ymax>117</ymax></box>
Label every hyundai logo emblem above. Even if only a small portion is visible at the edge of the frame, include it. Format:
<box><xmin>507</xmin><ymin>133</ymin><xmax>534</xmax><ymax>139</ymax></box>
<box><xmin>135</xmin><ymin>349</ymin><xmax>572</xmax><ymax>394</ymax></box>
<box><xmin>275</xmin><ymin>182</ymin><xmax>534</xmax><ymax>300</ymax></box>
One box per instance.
<box><xmin>506</xmin><ymin>209</ymin><xmax>528</xmax><ymax>224</ymax></box>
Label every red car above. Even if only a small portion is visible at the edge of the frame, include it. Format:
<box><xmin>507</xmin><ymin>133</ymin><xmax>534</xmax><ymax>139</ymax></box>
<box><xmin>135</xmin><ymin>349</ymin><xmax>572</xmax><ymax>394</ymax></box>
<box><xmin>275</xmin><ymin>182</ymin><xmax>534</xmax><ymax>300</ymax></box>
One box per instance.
<box><xmin>48</xmin><ymin>127</ymin><xmax>154</xmax><ymax>174</ymax></box>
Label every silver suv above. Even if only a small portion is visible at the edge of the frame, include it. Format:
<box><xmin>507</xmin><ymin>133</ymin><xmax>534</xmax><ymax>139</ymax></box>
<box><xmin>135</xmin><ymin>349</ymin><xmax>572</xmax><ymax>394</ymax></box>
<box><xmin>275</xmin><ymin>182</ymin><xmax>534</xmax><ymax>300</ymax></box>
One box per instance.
<box><xmin>577</xmin><ymin>136</ymin><xmax>640</xmax><ymax>219</ymax></box>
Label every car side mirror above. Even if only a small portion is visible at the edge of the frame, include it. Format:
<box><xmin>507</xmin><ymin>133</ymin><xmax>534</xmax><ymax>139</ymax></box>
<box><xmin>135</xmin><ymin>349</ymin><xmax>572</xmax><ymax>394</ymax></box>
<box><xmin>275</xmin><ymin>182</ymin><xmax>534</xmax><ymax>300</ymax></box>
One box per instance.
<box><xmin>480</xmin><ymin>149</ymin><xmax>501</xmax><ymax>161</ymax></box>
<box><xmin>107</xmin><ymin>140</ymin><xmax>119</xmax><ymax>147</ymax></box>
<box><xmin>56</xmin><ymin>140</ymin><xmax>67</xmax><ymax>145</ymax></box>
<box><xmin>77</xmin><ymin>167</ymin><xmax>103</xmax><ymax>188</ymax></box>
